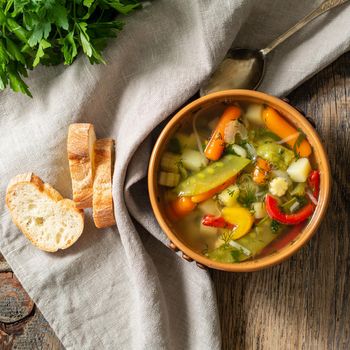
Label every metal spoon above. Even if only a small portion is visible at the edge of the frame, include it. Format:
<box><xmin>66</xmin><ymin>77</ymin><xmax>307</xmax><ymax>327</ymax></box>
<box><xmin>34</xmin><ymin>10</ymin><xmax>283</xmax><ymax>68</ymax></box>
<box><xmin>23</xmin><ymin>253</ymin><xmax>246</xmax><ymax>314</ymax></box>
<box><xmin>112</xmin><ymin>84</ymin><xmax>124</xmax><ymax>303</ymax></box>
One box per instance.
<box><xmin>201</xmin><ymin>0</ymin><xmax>350</xmax><ymax>95</ymax></box>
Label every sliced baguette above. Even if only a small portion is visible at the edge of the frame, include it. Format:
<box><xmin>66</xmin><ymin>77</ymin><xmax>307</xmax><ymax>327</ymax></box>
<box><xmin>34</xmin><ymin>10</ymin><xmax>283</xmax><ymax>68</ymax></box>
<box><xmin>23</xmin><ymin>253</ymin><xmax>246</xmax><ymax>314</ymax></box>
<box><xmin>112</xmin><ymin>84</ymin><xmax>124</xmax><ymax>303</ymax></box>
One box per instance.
<box><xmin>93</xmin><ymin>139</ymin><xmax>116</xmax><ymax>228</ymax></box>
<box><xmin>6</xmin><ymin>173</ymin><xmax>84</xmax><ymax>252</ymax></box>
<box><xmin>67</xmin><ymin>123</ymin><xmax>96</xmax><ymax>209</ymax></box>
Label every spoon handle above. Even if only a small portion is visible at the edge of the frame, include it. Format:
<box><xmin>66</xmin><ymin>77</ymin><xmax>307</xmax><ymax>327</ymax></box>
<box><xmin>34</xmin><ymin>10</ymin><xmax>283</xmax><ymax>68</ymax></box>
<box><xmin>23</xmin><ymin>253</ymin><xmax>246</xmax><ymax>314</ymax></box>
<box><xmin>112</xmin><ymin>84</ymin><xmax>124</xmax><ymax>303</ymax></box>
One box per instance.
<box><xmin>260</xmin><ymin>0</ymin><xmax>350</xmax><ymax>56</ymax></box>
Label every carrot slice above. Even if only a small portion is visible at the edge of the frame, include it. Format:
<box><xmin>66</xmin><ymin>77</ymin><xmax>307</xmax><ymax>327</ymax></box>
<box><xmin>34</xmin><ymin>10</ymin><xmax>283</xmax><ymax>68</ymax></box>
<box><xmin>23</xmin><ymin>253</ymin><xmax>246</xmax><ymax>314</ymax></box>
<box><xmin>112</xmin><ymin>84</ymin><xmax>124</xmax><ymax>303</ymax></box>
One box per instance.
<box><xmin>262</xmin><ymin>106</ymin><xmax>311</xmax><ymax>157</ymax></box>
<box><xmin>169</xmin><ymin>196</ymin><xmax>196</xmax><ymax>218</ymax></box>
<box><xmin>191</xmin><ymin>176</ymin><xmax>236</xmax><ymax>203</ymax></box>
<box><xmin>204</xmin><ymin>106</ymin><xmax>241</xmax><ymax>161</ymax></box>
<box><xmin>253</xmin><ymin>158</ymin><xmax>270</xmax><ymax>184</ymax></box>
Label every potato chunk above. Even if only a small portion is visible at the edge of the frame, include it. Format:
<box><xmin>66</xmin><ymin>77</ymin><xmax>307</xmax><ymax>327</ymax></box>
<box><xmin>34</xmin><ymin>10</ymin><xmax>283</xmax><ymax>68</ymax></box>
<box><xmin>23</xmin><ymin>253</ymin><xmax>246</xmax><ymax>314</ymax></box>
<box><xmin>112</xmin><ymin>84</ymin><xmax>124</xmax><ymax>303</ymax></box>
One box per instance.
<box><xmin>287</xmin><ymin>158</ymin><xmax>311</xmax><ymax>182</ymax></box>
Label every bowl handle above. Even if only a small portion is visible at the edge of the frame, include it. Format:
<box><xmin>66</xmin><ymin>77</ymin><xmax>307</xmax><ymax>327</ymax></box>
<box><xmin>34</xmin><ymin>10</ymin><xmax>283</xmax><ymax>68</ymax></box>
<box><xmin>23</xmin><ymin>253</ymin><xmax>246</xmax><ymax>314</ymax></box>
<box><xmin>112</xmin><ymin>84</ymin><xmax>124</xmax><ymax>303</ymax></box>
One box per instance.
<box><xmin>167</xmin><ymin>241</ymin><xmax>208</xmax><ymax>269</ymax></box>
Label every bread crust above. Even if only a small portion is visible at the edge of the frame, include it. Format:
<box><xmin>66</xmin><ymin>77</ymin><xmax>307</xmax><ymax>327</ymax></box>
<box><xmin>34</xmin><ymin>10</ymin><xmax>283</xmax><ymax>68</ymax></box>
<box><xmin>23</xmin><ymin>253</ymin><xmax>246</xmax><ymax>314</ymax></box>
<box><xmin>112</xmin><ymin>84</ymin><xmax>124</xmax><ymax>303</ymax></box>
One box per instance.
<box><xmin>67</xmin><ymin>123</ymin><xmax>96</xmax><ymax>208</ymax></box>
<box><xmin>6</xmin><ymin>173</ymin><xmax>84</xmax><ymax>252</ymax></box>
<box><xmin>93</xmin><ymin>139</ymin><xmax>116</xmax><ymax>228</ymax></box>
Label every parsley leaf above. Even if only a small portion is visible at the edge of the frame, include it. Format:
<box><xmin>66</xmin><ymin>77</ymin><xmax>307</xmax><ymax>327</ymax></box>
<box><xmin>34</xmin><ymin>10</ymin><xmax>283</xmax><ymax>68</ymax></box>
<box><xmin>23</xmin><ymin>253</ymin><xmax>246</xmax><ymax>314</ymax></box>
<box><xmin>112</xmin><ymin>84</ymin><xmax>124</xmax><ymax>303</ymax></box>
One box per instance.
<box><xmin>231</xmin><ymin>250</ymin><xmax>240</xmax><ymax>262</ymax></box>
<box><xmin>33</xmin><ymin>39</ymin><xmax>51</xmax><ymax>67</ymax></box>
<box><xmin>237</xmin><ymin>174</ymin><xmax>257</xmax><ymax>208</ymax></box>
<box><xmin>28</xmin><ymin>23</ymin><xmax>52</xmax><ymax>47</ymax></box>
<box><xmin>83</xmin><ymin>0</ymin><xmax>95</xmax><ymax>8</ymax></box>
<box><xmin>77</xmin><ymin>22</ymin><xmax>93</xmax><ymax>57</ymax></box>
<box><xmin>270</xmin><ymin>220</ymin><xmax>281</xmax><ymax>233</ymax></box>
<box><xmin>238</xmin><ymin>189</ymin><xmax>256</xmax><ymax>208</ymax></box>
<box><xmin>293</xmin><ymin>129</ymin><xmax>307</xmax><ymax>159</ymax></box>
<box><xmin>7</xmin><ymin>62</ymin><xmax>32</xmax><ymax>97</ymax></box>
<box><xmin>227</xmin><ymin>188</ymin><xmax>236</xmax><ymax>197</ymax></box>
<box><xmin>6</xmin><ymin>38</ymin><xmax>26</xmax><ymax>65</ymax></box>
<box><xmin>59</xmin><ymin>31</ymin><xmax>78</xmax><ymax>65</ymax></box>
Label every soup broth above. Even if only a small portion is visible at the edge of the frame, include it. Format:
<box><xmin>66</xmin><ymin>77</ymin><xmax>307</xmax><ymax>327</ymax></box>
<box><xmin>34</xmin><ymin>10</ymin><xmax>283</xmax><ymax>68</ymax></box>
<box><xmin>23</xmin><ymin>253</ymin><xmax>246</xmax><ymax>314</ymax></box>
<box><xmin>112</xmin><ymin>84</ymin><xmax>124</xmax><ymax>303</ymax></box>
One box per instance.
<box><xmin>157</xmin><ymin>101</ymin><xmax>319</xmax><ymax>263</ymax></box>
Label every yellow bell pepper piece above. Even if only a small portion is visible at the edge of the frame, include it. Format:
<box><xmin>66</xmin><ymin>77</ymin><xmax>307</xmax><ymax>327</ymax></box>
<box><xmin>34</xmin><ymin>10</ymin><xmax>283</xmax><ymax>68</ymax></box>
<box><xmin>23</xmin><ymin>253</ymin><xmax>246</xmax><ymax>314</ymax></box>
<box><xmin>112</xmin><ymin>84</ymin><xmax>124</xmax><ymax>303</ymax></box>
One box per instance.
<box><xmin>222</xmin><ymin>207</ymin><xmax>254</xmax><ymax>240</ymax></box>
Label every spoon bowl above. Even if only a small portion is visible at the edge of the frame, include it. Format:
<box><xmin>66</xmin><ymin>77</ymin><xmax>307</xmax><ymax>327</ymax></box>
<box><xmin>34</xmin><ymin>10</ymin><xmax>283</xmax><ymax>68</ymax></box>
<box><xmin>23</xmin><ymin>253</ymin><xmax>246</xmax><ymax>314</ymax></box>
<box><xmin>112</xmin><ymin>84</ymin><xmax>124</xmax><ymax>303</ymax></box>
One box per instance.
<box><xmin>200</xmin><ymin>49</ymin><xmax>265</xmax><ymax>95</ymax></box>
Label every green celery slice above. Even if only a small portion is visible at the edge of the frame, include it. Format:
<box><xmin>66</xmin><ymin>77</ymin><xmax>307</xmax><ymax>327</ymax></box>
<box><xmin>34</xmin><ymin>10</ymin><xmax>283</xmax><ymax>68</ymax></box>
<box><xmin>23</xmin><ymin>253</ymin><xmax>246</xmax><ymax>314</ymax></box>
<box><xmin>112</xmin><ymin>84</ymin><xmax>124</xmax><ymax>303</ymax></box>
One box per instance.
<box><xmin>175</xmin><ymin>155</ymin><xmax>250</xmax><ymax>196</ymax></box>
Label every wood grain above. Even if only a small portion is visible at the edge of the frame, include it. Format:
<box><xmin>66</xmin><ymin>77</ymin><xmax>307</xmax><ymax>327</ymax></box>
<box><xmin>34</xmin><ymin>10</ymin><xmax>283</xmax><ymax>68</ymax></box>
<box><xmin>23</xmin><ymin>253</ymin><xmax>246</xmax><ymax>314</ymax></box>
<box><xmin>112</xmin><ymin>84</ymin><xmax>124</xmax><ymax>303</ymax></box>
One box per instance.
<box><xmin>0</xmin><ymin>253</ymin><xmax>10</xmax><ymax>273</ymax></box>
<box><xmin>0</xmin><ymin>253</ymin><xmax>64</xmax><ymax>350</ymax></box>
<box><xmin>0</xmin><ymin>53</ymin><xmax>349</xmax><ymax>350</ymax></box>
<box><xmin>0</xmin><ymin>307</ymin><xmax>64</xmax><ymax>350</ymax></box>
<box><xmin>0</xmin><ymin>273</ymin><xmax>34</xmax><ymax>324</ymax></box>
<box><xmin>211</xmin><ymin>52</ymin><xmax>350</xmax><ymax>350</ymax></box>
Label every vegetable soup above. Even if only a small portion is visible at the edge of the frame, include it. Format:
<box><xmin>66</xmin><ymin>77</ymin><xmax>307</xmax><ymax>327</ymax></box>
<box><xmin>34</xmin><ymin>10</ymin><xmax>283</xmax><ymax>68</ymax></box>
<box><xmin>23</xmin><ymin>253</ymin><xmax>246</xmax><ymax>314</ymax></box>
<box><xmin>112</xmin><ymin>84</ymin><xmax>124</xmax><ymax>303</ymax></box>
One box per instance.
<box><xmin>157</xmin><ymin>101</ymin><xmax>320</xmax><ymax>263</ymax></box>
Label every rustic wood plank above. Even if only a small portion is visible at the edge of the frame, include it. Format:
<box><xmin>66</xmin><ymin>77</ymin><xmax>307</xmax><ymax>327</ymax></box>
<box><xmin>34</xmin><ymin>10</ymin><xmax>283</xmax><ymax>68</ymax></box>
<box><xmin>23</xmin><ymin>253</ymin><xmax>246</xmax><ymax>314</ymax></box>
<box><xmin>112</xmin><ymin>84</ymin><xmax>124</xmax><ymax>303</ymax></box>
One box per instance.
<box><xmin>0</xmin><ymin>253</ymin><xmax>11</xmax><ymax>273</ymax></box>
<box><xmin>0</xmin><ymin>273</ymin><xmax>34</xmax><ymax>324</ymax></box>
<box><xmin>0</xmin><ymin>271</ymin><xmax>63</xmax><ymax>349</ymax></box>
<box><xmin>0</xmin><ymin>307</ymin><xmax>64</xmax><ymax>350</ymax></box>
<box><xmin>211</xmin><ymin>52</ymin><xmax>350</xmax><ymax>350</ymax></box>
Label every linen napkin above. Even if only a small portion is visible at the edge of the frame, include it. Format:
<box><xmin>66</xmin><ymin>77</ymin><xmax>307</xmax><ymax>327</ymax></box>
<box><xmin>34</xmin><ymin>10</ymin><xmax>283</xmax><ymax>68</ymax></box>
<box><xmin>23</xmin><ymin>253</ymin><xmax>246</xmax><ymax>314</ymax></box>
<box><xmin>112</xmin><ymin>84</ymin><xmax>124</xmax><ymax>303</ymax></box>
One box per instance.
<box><xmin>1</xmin><ymin>0</ymin><xmax>350</xmax><ymax>349</ymax></box>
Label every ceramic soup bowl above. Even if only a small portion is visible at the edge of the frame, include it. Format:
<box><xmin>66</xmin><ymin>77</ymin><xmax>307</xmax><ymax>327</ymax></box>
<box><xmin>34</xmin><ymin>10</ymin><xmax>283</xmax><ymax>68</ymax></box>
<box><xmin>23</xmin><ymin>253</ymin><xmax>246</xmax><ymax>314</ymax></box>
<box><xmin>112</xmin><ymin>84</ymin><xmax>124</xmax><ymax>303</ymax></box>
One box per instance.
<box><xmin>148</xmin><ymin>90</ymin><xmax>330</xmax><ymax>272</ymax></box>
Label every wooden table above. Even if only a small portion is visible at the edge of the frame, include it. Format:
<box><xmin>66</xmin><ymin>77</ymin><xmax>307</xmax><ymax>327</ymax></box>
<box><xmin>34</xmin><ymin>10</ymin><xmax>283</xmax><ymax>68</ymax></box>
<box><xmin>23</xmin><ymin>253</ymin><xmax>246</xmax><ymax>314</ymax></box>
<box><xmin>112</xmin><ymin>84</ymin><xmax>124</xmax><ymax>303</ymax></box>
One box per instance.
<box><xmin>1</xmin><ymin>53</ymin><xmax>349</xmax><ymax>349</ymax></box>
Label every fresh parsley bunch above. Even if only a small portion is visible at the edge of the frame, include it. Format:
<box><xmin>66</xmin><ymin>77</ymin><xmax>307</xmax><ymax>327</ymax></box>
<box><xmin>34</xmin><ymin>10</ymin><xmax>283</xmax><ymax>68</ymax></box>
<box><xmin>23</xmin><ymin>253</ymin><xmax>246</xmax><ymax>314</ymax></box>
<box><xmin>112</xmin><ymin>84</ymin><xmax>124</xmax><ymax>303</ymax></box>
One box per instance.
<box><xmin>0</xmin><ymin>0</ymin><xmax>141</xmax><ymax>97</ymax></box>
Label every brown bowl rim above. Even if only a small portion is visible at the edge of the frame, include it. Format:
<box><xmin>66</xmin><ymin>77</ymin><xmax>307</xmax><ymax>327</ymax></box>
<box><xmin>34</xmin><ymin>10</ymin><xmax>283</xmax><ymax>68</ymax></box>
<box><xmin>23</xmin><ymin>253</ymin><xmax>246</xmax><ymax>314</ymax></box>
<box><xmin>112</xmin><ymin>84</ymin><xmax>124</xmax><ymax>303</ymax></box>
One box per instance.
<box><xmin>148</xmin><ymin>89</ymin><xmax>331</xmax><ymax>272</ymax></box>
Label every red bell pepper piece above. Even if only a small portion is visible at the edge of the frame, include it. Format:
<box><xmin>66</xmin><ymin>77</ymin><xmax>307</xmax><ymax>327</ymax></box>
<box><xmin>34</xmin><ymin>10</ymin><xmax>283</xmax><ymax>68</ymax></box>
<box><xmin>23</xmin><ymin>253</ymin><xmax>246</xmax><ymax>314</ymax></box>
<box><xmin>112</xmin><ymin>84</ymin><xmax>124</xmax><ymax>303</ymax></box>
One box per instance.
<box><xmin>265</xmin><ymin>194</ymin><xmax>315</xmax><ymax>225</ymax></box>
<box><xmin>308</xmin><ymin>170</ymin><xmax>320</xmax><ymax>199</ymax></box>
<box><xmin>201</xmin><ymin>214</ymin><xmax>235</xmax><ymax>229</ymax></box>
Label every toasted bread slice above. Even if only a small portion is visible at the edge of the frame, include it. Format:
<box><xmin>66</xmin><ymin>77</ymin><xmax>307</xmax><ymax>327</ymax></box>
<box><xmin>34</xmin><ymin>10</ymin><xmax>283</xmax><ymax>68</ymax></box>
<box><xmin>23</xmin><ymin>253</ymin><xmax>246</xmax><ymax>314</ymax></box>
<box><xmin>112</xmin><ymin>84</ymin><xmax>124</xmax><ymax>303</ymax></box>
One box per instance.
<box><xmin>67</xmin><ymin>123</ymin><xmax>96</xmax><ymax>208</ymax></box>
<box><xmin>6</xmin><ymin>173</ymin><xmax>84</xmax><ymax>252</ymax></box>
<box><xmin>93</xmin><ymin>139</ymin><xmax>116</xmax><ymax>228</ymax></box>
